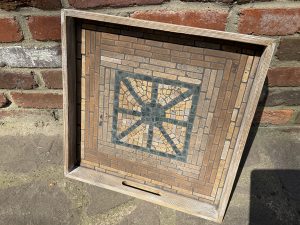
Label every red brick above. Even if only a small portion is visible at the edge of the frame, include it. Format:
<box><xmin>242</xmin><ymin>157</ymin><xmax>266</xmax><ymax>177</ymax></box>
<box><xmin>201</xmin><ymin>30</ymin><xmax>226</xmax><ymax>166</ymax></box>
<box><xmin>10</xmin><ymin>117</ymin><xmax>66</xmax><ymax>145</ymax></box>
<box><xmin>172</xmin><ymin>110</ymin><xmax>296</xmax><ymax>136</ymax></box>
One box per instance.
<box><xmin>0</xmin><ymin>18</ymin><xmax>23</xmax><ymax>42</ymax></box>
<box><xmin>11</xmin><ymin>92</ymin><xmax>63</xmax><ymax>109</ymax></box>
<box><xmin>0</xmin><ymin>72</ymin><xmax>37</xmax><ymax>89</ymax></box>
<box><xmin>182</xmin><ymin>0</ymin><xmax>272</xmax><ymax>3</ymax></box>
<box><xmin>237</xmin><ymin>0</ymin><xmax>273</xmax><ymax>3</ymax></box>
<box><xmin>30</xmin><ymin>0</ymin><xmax>61</xmax><ymax>10</ymax></box>
<box><xmin>239</xmin><ymin>8</ymin><xmax>300</xmax><ymax>36</ymax></box>
<box><xmin>295</xmin><ymin>112</ymin><xmax>300</xmax><ymax>124</ymax></box>
<box><xmin>0</xmin><ymin>0</ymin><xmax>61</xmax><ymax>11</ymax></box>
<box><xmin>265</xmin><ymin>89</ymin><xmax>300</xmax><ymax>106</ymax></box>
<box><xmin>267</xmin><ymin>67</ymin><xmax>300</xmax><ymax>87</ymax></box>
<box><xmin>28</xmin><ymin>16</ymin><xmax>61</xmax><ymax>41</ymax></box>
<box><xmin>254</xmin><ymin>108</ymin><xmax>294</xmax><ymax>125</ymax></box>
<box><xmin>276</xmin><ymin>37</ymin><xmax>300</xmax><ymax>61</ymax></box>
<box><xmin>182</xmin><ymin>0</ymin><xmax>233</xmax><ymax>3</ymax></box>
<box><xmin>41</xmin><ymin>70</ymin><xmax>62</xmax><ymax>89</ymax></box>
<box><xmin>131</xmin><ymin>10</ymin><xmax>228</xmax><ymax>31</ymax></box>
<box><xmin>0</xmin><ymin>93</ymin><xmax>8</xmax><ymax>108</ymax></box>
<box><xmin>69</xmin><ymin>0</ymin><xmax>166</xmax><ymax>8</ymax></box>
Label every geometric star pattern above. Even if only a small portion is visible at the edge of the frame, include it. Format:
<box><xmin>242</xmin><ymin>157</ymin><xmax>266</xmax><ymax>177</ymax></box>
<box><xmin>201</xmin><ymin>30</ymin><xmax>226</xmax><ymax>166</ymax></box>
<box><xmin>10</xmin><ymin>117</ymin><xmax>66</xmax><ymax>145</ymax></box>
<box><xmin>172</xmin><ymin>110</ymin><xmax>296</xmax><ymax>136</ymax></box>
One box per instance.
<box><xmin>112</xmin><ymin>70</ymin><xmax>201</xmax><ymax>161</ymax></box>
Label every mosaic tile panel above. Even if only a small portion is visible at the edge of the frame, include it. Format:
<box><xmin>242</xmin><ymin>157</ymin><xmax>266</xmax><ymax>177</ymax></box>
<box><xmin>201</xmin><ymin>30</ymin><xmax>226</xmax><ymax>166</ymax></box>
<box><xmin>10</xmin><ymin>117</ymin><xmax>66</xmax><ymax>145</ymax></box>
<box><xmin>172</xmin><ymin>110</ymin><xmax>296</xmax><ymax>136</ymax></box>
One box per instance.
<box><xmin>78</xmin><ymin>23</ymin><xmax>262</xmax><ymax>204</ymax></box>
<box><xmin>112</xmin><ymin>71</ymin><xmax>200</xmax><ymax>161</ymax></box>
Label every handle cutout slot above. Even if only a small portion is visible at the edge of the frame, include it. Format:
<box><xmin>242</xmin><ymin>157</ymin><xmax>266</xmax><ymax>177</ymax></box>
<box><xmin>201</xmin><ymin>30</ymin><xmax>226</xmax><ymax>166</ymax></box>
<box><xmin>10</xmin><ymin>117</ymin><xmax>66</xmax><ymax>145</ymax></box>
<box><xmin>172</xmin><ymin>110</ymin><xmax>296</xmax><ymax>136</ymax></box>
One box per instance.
<box><xmin>122</xmin><ymin>181</ymin><xmax>161</xmax><ymax>196</ymax></box>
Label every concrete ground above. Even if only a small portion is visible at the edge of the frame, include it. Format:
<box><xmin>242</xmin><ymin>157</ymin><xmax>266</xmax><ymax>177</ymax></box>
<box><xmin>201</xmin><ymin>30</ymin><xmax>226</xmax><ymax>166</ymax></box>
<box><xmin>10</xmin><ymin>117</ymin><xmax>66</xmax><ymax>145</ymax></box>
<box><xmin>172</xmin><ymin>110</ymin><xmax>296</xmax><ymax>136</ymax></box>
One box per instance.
<box><xmin>0</xmin><ymin>124</ymin><xmax>299</xmax><ymax>225</ymax></box>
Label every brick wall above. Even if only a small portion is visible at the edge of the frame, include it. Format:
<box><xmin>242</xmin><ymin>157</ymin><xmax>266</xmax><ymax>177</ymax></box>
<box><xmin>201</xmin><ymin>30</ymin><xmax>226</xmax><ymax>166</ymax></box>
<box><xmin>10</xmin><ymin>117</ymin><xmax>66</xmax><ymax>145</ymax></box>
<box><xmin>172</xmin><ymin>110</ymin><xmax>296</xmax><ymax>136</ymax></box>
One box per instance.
<box><xmin>0</xmin><ymin>0</ymin><xmax>299</xmax><ymax>126</ymax></box>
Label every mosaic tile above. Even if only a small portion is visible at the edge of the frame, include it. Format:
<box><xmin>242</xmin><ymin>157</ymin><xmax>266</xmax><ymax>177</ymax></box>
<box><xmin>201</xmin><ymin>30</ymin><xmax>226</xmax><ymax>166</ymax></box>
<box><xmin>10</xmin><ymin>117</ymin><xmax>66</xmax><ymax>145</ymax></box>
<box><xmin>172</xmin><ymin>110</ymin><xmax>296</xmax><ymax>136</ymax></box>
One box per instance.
<box><xmin>79</xmin><ymin>25</ymin><xmax>262</xmax><ymax>202</ymax></box>
<box><xmin>112</xmin><ymin>70</ymin><xmax>200</xmax><ymax>161</ymax></box>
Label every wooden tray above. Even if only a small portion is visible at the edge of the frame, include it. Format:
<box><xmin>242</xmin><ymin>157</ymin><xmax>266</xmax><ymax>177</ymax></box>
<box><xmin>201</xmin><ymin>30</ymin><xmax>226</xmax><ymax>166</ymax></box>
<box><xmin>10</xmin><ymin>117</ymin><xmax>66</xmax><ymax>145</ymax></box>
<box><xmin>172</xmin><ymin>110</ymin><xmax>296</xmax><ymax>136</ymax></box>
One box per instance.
<box><xmin>62</xmin><ymin>9</ymin><xmax>275</xmax><ymax>223</ymax></box>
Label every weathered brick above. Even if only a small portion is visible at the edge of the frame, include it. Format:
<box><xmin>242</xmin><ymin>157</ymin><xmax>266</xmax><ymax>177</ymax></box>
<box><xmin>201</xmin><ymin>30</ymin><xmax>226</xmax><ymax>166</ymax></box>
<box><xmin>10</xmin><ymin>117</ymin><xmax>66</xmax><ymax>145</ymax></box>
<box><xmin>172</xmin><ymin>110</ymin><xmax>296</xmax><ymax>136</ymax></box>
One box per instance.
<box><xmin>145</xmin><ymin>39</ymin><xmax>163</xmax><ymax>47</ymax></box>
<box><xmin>121</xmin><ymin>60</ymin><xmax>139</xmax><ymax>68</ymax></box>
<box><xmin>134</xmin><ymin>68</ymin><xmax>152</xmax><ymax>76</ymax></box>
<box><xmin>0</xmin><ymin>0</ymin><xmax>61</xmax><ymax>11</ymax></box>
<box><xmin>181</xmin><ymin>0</ymin><xmax>234</xmax><ymax>3</ymax></box>
<box><xmin>0</xmin><ymin>93</ymin><xmax>8</xmax><ymax>108</ymax></box>
<box><xmin>152</xmin><ymin>53</ymin><xmax>170</xmax><ymax>61</ymax></box>
<box><xmin>267</xmin><ymin>67</ymin><xmax>300</xmax><ymax>87</ymax></box>
<box><xmin>171</xmin><ymin>56</ymin><xmax>190</xmax><ymax>65</ymax></box>
<box><xmin>69</xmin><ymin>0</ymin><xmax>166</xmax><ymax>8</ymax></box>
<box><xmin>11</xmin><ymin>92</ymin><xmax>63</xmax><ymax>109</ymax></box>
<box><xmin>101</xmin><ymin>56</ymin><xmax>122</xmax><ymax>64</ymax></box>
<box><xmin>236</xmin><ymin>0</ymin><xmax>273</xmax><ymax>3</ymax></box>
<box><xmin>165</xmin><ymin>68</ymin><xmax>185</xmax><ymax>76</ymax></box>
<box><xmin>31</xmin><ymin>0</ymin><xmax>61</xmax><ymax>9</ymax></box>
<box><xmin>41</xmin><ymin>70</ymin><xmax>62</xmax><ymax>89</ymax></box>
<box><xmin>0</xmin><ymin>71</ymin><xmax>37</xmax><ymax>89</ymax></box>
<box><xmin>150</xmin><ymin>58</ymin><xmax>176</xmax><ymax>68</ymax></box>
<box><xmin>295</xmin><ymin>112</ymin><xmax>300</xmax><ymax>124</ymax></box>
<box><xmin>171</xmin><ymin>50</ymin><xmax>191</xmax><ymax>59</ymax></box>
<box><xmin>115</xmin><ymin>40</ymin><xmax>132</xmax><ymax>48</ymax></box>
<box><xmin>182</xmin><ymin>0</ymin><xmax>271</xmax><ymax>4</ymax></box>
<box><xmin>0</xmin><ymin>18</ymin><xmax>23</xmax><ymax>42</ymax></box>
<box><xmin>0</xmin><ymin>45</ymin><xmax>61</xmax><ymax>68</ymax></box>
<box><xmin>101</xmin><ymin>32</ymin><xmax>119</xmax><ymax>40</ymax></box>
<box><xmin>131</xmin><ymin>10</ymin><xmax>228</xmax><ymax>31</ymax></box>
<box><xmin>178</xmin><ymin>76</ymin><xmax>201</xmax><ymax>84</ymax></box>
<box><xmin>125</xmin><ymin>54</ymin><xmax>149</xmax><ymax>63</ymax></box>
<box><xmin>265</xmin><ymin>89</ymin><xmax>300</xmax><ymax>106</ymax></box>
<box><xmin>254</xmin><ymin>108</ymin><xmax>294</xmax><ymax>125</ymax></box>
<box><xmin>276</xmin><ymin>37</ymin><xmax>300</xmax><ymax>61</ymax></box>
<box><xmin>28</xmin><ymin>16</ymin><xmax>61</xmax><ymax>41</ymax></box>
<box><xmin>119</xmin><ymin>35</ymin><xmax>138</xmax><ymax>43</ymax></box>
<box><xmin>239</xmin><ymin>8</ymin><xmax>300</xmax><ymax>35</ymax></box>
<box><xmin>153</xmin><ymin>71</ymin><xmax>176</xmax><ymax>80</ymax></box>
<box><xmin>140</xmin><ymin>63</ymin><xmax>164</xmax><ymax>72</ymax></box>
<box><xmin>0</xmin><ymin>109</ymin><xmax>56</xmax><ymax>119</ymax></box>
<box><xmin>152</xmin><ymin>46</ymin><xmax>170</xmax><ymax>55</ymax></box>
<box><xmin>118</xmin><ymin>64</ymin><xmax>133</xmax><ymax>72</ymax></box>
<box><xmin>132</xmin><ymin>43</ymin><xmax>151</xmax><ymax>51</ymax></box>
<box><xmin>134</xmin><ymin>49</ymin><xmax>152</xmax><ymax>57</ymax></box>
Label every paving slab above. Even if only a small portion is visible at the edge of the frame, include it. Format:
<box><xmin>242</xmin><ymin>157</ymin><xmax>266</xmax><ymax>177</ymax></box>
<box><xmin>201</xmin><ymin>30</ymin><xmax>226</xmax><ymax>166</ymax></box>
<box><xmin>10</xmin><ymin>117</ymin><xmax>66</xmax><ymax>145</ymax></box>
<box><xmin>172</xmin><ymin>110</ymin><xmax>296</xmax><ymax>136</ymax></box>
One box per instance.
<box><xmin>0</xmin><ymin>126</ymin><xmax>299</xmax><ymax>225</ymax></box>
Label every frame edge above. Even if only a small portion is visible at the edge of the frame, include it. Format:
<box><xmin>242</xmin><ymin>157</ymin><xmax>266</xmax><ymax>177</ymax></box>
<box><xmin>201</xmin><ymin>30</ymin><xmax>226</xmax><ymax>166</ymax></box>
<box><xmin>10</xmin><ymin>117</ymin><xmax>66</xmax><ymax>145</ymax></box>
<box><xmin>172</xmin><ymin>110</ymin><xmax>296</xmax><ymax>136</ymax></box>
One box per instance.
<box><xmin>62</xmin><ymin>10</ymin><xmax>79</xmax><ymax>174</ymax></box>
<box><xmin>216</xmin><ymin>42</ymin><xmax>276</xmax><ymax>223</ymax></box>
<box><xmin>62</xmin><ymin>9</ymin><xmax>277</xmax><ymax>222</ymax></box>
<box><xmin>63</xmin><ymin>9</ymin><xmax>273</xmax><ymax>47</ymax></box>
<box><xmin>67</xmin><ymin>166</ymin><xmax>220</xmax><ymax>222</ymax></box>
<box><xmin>62</xmin><ymin>9</ymin><xmax>69</xmax><ymax>175</ymax></box>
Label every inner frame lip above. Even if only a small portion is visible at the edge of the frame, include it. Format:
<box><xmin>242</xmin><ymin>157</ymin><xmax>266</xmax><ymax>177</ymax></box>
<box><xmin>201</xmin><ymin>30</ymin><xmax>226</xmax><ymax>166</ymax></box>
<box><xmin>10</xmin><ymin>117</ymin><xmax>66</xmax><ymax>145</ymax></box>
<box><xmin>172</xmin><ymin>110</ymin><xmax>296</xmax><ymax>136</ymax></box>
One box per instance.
<box><xmin>75</xmin><ymin>16</ymin><xmax>266</xmax><ymax>59</ymax></box>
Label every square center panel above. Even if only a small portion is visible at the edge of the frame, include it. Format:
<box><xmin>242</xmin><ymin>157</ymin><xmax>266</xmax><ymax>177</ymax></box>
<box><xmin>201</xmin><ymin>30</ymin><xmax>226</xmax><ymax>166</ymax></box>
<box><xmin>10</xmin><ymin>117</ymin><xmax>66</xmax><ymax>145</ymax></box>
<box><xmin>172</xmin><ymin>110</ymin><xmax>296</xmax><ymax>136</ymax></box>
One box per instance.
<box><xmin>112</xmin><ymin>70</ymin><xmax>201</xmax><ymax>161</ymax></box>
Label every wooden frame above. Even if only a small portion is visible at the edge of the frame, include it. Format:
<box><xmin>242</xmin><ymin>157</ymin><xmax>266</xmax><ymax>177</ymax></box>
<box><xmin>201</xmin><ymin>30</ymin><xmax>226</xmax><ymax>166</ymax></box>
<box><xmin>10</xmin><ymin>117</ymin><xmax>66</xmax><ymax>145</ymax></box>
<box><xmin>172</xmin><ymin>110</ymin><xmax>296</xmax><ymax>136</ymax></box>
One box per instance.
<box><xmin>62</xmin><ymin>9</ymin><xmax>275</xmax><ymax>223</ymax></box>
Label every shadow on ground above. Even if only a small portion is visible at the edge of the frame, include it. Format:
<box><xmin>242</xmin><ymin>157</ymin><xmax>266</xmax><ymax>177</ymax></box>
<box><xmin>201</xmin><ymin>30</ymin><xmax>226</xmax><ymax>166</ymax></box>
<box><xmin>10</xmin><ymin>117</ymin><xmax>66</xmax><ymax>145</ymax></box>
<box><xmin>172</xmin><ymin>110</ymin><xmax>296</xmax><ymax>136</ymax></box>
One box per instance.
<box><xmin>250</xmin><ymin>170</ymin><xmax>300</xmax><ymax>225</ymax></box>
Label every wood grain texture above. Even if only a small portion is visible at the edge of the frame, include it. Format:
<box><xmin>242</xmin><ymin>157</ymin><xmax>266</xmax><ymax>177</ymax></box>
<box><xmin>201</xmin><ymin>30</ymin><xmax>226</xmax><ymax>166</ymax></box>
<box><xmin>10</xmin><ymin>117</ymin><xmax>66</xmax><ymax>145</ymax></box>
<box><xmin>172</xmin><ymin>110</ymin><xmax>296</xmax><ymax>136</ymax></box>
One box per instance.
<box><xmin>63</xmin><ymin>9</ymin><xmax>273</xmax><ymax>46</ymax></box>
<box><xmin>216</xmin><ymin>43</ymin><xmax>276</xmax><ymax>222</ymax></box>
<box><xmin>62</xmin><ymin>13</ymin><xmax>78</xmax><ymax>174</ymax></box>
<box><xmin>67</xmin><ymin>166</ymin><xmax>219</xmax><ymax>222</ymax></box>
